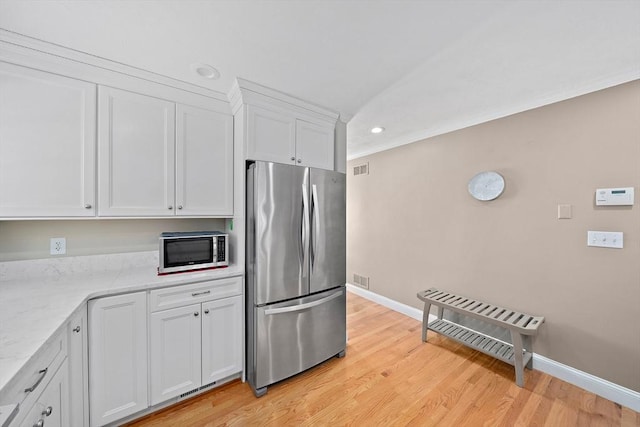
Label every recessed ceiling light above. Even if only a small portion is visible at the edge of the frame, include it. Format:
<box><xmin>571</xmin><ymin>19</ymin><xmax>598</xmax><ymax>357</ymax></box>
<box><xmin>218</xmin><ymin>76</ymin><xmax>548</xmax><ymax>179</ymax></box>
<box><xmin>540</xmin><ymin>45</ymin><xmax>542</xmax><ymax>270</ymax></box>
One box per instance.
<box><xmin>191</xmin><ymin>63</ymin><xmax>220</xmax><ymax>80</ymax></box>
<box><xmin>370</xmin><ymin>127</ymin><xmax>385</xmax><ymax>134</ymax></box>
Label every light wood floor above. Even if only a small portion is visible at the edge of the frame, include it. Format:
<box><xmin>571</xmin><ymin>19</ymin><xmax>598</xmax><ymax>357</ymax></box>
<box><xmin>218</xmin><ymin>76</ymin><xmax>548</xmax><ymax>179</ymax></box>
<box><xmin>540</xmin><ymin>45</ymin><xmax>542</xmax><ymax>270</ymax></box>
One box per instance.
<box><xmin>127</xmin><ymin>292</ymin><xmax>640</xmax><ymax>427</ymax></box>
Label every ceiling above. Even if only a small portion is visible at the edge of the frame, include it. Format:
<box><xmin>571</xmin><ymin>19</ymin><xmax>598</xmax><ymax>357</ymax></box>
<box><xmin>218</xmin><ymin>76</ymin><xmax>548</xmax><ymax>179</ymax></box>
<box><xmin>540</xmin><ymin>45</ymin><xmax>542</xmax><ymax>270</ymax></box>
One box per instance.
<box><xmin>0</xmin><ymin>1</ymin><xmax>638</xmax><ymax>160</ymax></box>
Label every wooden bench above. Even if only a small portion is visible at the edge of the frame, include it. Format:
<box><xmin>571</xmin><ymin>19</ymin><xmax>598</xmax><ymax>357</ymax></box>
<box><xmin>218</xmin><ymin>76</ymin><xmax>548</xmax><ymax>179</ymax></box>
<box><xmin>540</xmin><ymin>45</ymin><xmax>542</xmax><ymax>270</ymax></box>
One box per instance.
<box><xmin>417</xmin><ymin>287</ymin><xmax>544</xmax><ymax>387</ymax></box>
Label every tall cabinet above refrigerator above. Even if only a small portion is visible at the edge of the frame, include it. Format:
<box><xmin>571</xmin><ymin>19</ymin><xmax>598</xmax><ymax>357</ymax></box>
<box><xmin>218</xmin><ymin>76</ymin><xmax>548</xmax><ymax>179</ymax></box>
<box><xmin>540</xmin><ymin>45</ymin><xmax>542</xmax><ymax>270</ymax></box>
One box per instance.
<box><xmin>246</xmin><ymin>161</ymin><xmax>346</xmax><ymax>397</ymax></box>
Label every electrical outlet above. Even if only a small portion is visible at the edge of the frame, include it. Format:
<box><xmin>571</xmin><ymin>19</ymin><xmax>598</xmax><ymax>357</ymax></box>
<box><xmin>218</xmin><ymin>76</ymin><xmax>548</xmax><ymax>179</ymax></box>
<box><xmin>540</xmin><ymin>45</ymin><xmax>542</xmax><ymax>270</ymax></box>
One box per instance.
<box><xmin>50</xmin><ymin>237</ymin><xmax>66</xmax><ymax>255</ymax></box>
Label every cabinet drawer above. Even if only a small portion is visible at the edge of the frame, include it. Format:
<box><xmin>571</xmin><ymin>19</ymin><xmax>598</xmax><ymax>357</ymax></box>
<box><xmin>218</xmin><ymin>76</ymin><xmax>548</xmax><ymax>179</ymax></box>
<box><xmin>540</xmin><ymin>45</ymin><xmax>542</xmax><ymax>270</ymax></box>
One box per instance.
<box><xmin>3</xmin><ymin>329</ymin><xmax>67</xmax><ymax>423</ymax></box>
<box><xmin>149</xmin><ymin>276</ymin><xmax>242</xmax><ymax>312</ymax></box>
<box><xmin>18</xmin><ymin>359</ymin><xmax>68</xmax><ymax>427</ymax></box>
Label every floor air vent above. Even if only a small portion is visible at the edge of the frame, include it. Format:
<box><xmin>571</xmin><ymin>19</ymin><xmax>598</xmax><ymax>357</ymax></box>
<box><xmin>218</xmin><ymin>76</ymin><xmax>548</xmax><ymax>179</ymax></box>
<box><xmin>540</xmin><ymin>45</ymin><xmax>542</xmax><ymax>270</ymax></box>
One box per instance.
<box><xmin>179</xmin><ymin>381</ymin><xmax>216</xmax><ymax>400</ymax></box>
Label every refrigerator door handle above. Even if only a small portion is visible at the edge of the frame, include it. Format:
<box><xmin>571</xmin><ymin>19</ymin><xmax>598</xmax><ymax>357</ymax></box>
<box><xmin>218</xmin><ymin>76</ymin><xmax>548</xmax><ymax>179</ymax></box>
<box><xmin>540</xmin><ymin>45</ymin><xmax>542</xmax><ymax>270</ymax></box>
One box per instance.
<box><xmin>310</xmin><ymin>184</ymin><xmax>320</xmax><ymax>272</ymax></box>
<box><xmin>264</xmin><ymin>290</ymin><xmax>344</xmax><ymax>316</ymax></box>
<box><xmin>302</xmin><ymin>183</ymin><xmax>310</xmax><ymax>277</ymax></box>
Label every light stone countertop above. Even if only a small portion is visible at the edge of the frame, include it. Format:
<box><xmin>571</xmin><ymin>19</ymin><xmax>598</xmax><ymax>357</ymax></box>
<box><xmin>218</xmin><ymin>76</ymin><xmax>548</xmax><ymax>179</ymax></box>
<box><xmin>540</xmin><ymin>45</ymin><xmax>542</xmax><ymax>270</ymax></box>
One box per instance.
<box><xmin>0</xmin><ymin>251</ymin><xmax>243</xmax><ymax>403</ymax></box>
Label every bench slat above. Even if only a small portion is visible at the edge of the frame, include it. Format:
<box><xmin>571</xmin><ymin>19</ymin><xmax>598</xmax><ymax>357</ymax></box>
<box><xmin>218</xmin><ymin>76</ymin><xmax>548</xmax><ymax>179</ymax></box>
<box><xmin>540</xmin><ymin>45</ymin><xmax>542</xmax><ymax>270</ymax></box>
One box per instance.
<box><xmin>417</xmin><ymin>287</ymin><xmax>544</xmax><ymax>335</ymax></box>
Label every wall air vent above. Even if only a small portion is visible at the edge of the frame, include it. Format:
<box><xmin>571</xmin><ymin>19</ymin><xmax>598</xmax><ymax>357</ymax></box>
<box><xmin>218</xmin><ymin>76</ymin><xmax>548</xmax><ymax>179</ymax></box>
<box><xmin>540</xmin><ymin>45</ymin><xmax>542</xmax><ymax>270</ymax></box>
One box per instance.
<box><xmin>353</xmin><ymin>274</ymin><xmax>369</xmax><ymax>289</ymax></box>
<box><xmin>353</xmin><ymin>163</ymin><xmax>369</xmax><ymax>176</ymax></box>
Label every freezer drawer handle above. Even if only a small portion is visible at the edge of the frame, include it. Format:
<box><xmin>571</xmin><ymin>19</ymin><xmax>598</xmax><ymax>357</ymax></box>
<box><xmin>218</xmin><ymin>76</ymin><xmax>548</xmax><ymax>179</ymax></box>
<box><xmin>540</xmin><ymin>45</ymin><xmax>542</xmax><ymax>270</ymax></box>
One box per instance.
<box><xmin>264</xmin><ymin>291</ymin><xmax>343</xmax><ymax>316</ymax></box>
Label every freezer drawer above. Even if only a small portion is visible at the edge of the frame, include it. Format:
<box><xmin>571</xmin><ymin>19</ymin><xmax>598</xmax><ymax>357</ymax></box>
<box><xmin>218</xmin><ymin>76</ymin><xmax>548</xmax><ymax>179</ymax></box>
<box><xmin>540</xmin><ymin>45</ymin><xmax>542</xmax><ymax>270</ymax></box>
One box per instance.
<box><xmin>249</xmin><ymin>288</ymin><xmax>346</xmax><ymax>393</ymax></box>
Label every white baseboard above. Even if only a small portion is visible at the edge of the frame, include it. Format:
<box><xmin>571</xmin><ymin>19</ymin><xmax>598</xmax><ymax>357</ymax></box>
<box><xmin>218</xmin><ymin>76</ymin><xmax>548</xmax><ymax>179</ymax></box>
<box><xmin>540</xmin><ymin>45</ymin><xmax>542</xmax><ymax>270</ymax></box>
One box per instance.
<box><xmin>346</xmin><ymin>284</ymin><xmax>640</xmax><ymax>412</ymax></box>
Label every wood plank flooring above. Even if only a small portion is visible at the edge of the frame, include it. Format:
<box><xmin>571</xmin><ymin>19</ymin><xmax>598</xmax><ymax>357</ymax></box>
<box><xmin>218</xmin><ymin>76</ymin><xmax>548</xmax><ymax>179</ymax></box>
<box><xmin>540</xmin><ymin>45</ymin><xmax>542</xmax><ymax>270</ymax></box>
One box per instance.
<box><xmin>126</xmin><ymin>292</ymin><xmax>640</xmax><ymax>426</ymax></box>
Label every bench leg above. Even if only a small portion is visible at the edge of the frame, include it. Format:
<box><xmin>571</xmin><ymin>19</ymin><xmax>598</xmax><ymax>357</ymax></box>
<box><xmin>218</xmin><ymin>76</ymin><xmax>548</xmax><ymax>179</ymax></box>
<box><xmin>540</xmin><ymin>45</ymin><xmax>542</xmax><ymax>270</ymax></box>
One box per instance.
<box><xmin>523</xmin><ymin>335</ymin><xmax>533</xmax><ymax>369</ymax></box>
<box><xmin>511</xmin><ymin>331</ymin><xmax>525</xmax><ymax>387</ymax></box>
<box><xmin>421</xmin><ymin>302</ymin><xmax>432</xmax><ymax>342</ymax></box>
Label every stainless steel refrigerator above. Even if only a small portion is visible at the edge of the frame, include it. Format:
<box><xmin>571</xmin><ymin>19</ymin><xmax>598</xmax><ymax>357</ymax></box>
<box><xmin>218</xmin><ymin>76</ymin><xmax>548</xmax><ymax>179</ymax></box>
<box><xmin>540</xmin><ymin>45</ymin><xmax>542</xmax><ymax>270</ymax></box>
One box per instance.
<box><xmin>246</xmin><ymin>161</ymin><xmax>346</xmax><ymax>397</ymax></box>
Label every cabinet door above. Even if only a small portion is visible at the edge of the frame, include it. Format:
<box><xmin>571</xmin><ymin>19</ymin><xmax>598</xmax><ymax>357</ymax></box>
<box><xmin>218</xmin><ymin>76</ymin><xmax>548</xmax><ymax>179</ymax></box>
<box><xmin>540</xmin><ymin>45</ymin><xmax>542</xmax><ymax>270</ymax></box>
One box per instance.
<box><xmin>0</xmin><ymin>62</ymin><xmax>96</xmax><ymax>217</ymax></box>
<box><xmin>176</xmin><ymin>105</ymin><xmax>233</xmax><ymax>216</ymax></box>
<box><xmin>88</xmin><ymin>292</ymin><xmax>147</xmax><ymax>427</ymax></box>
<box><xmin>98</xmin><ymin>86</ymin><xmax>176</xmax><ymax>216</ymax></box>
<box><xmin>149</xmin><ymin>304</ymin><xmax>202</xmax><ymax>405</ymax></box>
<box><xmin>246</xmin><ymin>104</ymin><xmax>296</xmax><ymax>165</ymax></box>
<box><xmin>19</xmin><ymin>360</ymin><xmax>69</xmax><ymax>427</ymax></box>
<box><xmin>201</xmin><ymin>295</ymin><xmax>243</xmax><ymax>385</ymax></box>
<box><xmin>295</xmin><ymin>119</ymin><xmax>335</xmax><ymax>170</ymax></box>
<box><xmin>67</xmin><ymin>309</ymin><xmax>88</xmax><ymax>427</ymax></box>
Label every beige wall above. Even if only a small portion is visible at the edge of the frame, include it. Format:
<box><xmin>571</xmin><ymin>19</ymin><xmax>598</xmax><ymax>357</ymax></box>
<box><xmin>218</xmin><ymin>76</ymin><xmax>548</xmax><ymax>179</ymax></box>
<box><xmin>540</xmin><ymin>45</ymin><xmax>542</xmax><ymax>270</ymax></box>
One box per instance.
<box><xmin>347</xmin><ymin>80</ymin><xmax>640</xmax><ymax>391</ymax></box>
<box><xmin>0</xmin><ymin>218</ymin><xmax>226</xmax><ymax>261</ymax></box>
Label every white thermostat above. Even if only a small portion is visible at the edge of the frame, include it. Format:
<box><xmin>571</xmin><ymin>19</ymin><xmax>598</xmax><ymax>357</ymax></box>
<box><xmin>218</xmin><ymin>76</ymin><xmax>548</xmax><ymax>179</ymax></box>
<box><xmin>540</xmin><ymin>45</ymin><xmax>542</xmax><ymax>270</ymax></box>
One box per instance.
<box><xmin>595</xmin><ymin>187</ymin><xmax>634</xmax><ymax>206</ymax></box>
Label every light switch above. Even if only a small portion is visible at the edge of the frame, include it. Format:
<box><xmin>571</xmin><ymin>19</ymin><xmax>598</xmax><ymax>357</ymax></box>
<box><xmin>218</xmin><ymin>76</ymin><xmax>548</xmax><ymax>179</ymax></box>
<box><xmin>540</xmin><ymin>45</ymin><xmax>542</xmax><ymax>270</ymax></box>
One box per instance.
<box><xmin>557</xmin><ymin>204</ymin><xmax>572</xmax><ymax>219</ymax></box>
<box><xmin>587</xmin><ymin>231</ymin><xmax>623</xmax><ymax>249</ymax></box>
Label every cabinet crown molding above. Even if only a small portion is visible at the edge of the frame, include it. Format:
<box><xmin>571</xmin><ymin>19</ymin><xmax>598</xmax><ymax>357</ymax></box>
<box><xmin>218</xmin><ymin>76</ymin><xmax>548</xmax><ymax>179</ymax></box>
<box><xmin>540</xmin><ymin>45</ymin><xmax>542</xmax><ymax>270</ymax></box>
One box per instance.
<box><xmin>229</xmin><ymin>77</ymin><xmax>339</xmax><ymax>124</ymax></box>
<box><xmin>0</xmin><ymin>28</ymin><xmax>229</xmax><ymax>104</ymax></box>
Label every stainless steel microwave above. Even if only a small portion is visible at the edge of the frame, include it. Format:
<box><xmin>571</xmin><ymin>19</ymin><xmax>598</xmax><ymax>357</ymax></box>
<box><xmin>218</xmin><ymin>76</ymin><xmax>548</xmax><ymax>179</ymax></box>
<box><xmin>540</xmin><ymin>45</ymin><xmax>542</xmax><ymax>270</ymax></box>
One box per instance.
<box><xmin>158</xmin><ymin>231</ymin><xmax>228</xmax><ymax>275</ymax></box>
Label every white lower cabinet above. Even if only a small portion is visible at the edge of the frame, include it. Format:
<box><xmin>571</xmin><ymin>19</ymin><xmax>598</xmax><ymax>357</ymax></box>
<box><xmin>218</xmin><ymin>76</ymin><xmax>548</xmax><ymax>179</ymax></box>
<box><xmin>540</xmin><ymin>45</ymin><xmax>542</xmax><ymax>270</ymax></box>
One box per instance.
<box><xmin>149</xmin><ymin>295</ymin><xmax>242</xmax><ymax>405</ymax></box>
<box><xmin>86</xmin><ymin>277</ymin><xmax>243</xmax><ymax>426</ymax></box>
<box><xmin>149</xmin><ymin>303</ymin><xmax>202</xmax><ymax>405</ymax></box>
<box><xmin>67</xmin><ymin>310</ymin><xmax>88</xmax><ymax>427</ymax></box>
<box><xmin>19</xmin><ymin>360</ymin><xmax>69</xmax><ymax>427</ymax></box>
<box><xmin>88</xmin><ymin>292</ymin><xmax>148</xmax><ymax>427</ymax></box>
<box><xmin>201</xmin><ymin>297</ymin><xmax>243</xmax><ymax>384</ymax></box>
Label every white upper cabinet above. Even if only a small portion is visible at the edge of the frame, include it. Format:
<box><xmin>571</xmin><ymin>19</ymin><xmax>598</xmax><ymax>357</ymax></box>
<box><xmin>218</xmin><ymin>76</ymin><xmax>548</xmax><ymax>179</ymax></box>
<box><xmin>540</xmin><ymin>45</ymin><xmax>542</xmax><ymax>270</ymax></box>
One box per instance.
<box><xmin>176</xmin><ymin>104</ymin><xmax>233</xmax><ymax>216</ymax></box>
<box><xmin>246</xmin><ymin>104</ymin><xmax>296</xmax><ymax>164</ymax></box>
<box><xmin>0</xmin><ymin>62</ymin><xmax>96</xmax><ymax>217</ymax></box>
<box><xmin>231</xmin><ymin>78</ymin><xmax>339</xmax><ymax>171</ymax></box>
<box><xmin>98</xmin><ymin>86</ymin><xmax>176</xmax><ymax>216</ymax></box>
<box><xmin>98</xmin><ymin>87</ymin><xmax>234</xmax><ymax>217</ymax></box>
<box><xmin>295</xmin><ymin>119</ymin><xmax>335</xmax><ymax>170</ymax></box>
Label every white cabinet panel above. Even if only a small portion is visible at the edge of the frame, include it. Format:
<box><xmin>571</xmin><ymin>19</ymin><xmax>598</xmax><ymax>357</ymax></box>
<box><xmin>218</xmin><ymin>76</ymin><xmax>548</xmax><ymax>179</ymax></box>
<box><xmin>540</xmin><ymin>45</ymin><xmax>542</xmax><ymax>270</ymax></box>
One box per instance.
<box><xmin>246</xmin><ymin>104</ymin><xmax>296</xmax><ymax>164</ymax></box>
<box><xmin>98</xmin><ymin>86</ymin><xmax>176</xmax><ymax>216</ymax></box>
<box><xmin>244</xmin><ymin>104</ymin><xmax>335</xmax><ymax>170</ymax></box>
<box><xmin>149</xmin><ymin>304</ymin><xmax>202</xmax><ymax>405</ymax></box>
<box><xmin>0</xmin><ymin>62</ymin><xmax>96</xmax><ymax>217</ymax></box>
<box><xmin>147</xmin><ymin>279</ymin><xmax>243</xmax><ymax>408</ymax></box>
<box><xmin>88</xmin><ymin>292</ymin><xmax>148</xmax><ymax>426</ymax></box>
<box><xmin>176</xmin><ymin>105</ymin><xmax>233</xmax><ymax>216</ymax></box>
<box><xmin>19</xmin><ymin>360</ymin><xmax>69</xmax><ymax>427</ymax></box>
<box><xmin>295</xmin><ymin>119</ymin><xmax>335</xmax><ymax>170</ymax></box>
<box><xmin>67</xmin><ymin>310</ymin><xmax>88</xmax><ymax>427</ymax></box>
<box><xmin>201</xmin><ymin>295</ymin><xmax>243</xmax><ymax>385</ymax></box>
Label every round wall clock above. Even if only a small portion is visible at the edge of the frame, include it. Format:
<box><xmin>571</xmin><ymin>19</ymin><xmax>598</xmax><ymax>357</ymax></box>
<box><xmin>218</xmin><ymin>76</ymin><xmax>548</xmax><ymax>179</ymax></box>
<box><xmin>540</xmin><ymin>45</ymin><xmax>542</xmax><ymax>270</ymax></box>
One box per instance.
<box><xmin>468</xmin><ymin>171</ymin><xmax>505</xmax><ymax>201</ymax></box>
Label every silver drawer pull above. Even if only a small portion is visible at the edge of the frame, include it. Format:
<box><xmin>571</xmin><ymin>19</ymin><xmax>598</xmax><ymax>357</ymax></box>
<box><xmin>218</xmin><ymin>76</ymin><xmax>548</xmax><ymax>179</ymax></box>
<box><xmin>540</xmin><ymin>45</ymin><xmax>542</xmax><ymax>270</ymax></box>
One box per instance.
<box><xmin>24</xmin><ymin>368</ymin><xmax>48</xmax><ymax>393</ymax></box>
<box><xmin>73</xmin><ymin>326</ymin><xmax>81</xmax><ymax>333</ymax></box>
<box><xmin>34</xmin><ymin>419</ymin><xmax>44</xmax><ymax>427</ymax></box>
<box><xmin>42</xmin><ymin>406</ymin><xmax>53</xmax><ymax>417</ymax></box>
<box><xmin>191</xmin><ymin>290</ymin><xmax>211</xmax><ymax>297</ymax></box>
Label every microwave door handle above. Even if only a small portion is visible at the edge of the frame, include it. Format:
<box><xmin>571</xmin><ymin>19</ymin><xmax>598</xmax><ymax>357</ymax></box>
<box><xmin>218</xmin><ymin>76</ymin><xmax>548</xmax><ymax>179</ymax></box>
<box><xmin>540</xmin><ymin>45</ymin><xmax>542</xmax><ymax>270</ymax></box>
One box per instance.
<box><xmin>264</xmin><ymin>290</ymin><xmax>343</xmax><ymax>315</ymax></box>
